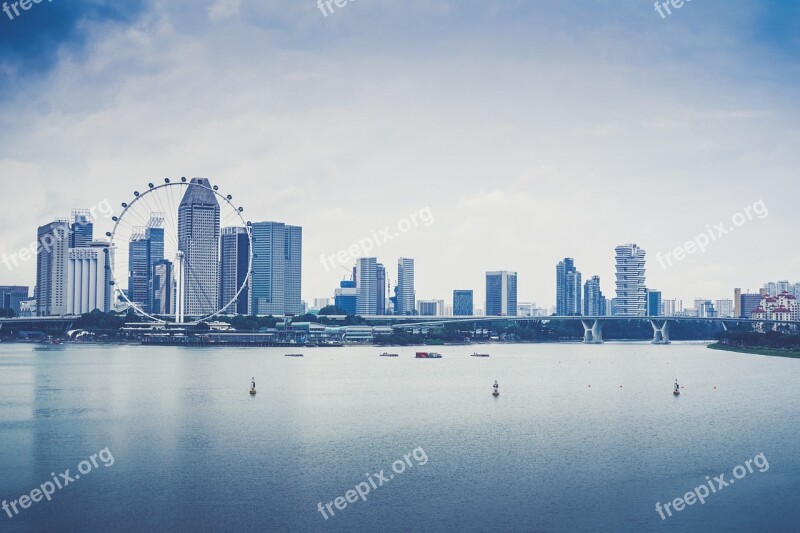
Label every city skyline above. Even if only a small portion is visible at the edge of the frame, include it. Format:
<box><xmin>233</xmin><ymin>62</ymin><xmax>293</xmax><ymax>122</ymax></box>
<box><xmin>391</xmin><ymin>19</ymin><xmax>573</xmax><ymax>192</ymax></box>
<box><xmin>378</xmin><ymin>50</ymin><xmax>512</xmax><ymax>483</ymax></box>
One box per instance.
<box><xmin>1</xmin><ymin>2</ymin><xmax>799</xmax><ymax>308</ymax></box>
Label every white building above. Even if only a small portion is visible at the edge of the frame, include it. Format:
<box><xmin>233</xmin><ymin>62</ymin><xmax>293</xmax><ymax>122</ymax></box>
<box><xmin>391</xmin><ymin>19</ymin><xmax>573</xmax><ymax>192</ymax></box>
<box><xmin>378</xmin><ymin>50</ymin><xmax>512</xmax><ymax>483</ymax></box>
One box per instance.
<box><xmin>715</xmin><ymin>299</ymin><xmax>734</xmax><ymax>318</ymax></box>
<box><xmin>66</xmin><ymin>242</ymin><xmax>112</xmax><ymax>315</ymax></box>
<box><xmin>751</xmin><ymin>292</ymin><xmax>799</xmax><ymax>321</ymax></box>
<box><xmin>417</xmin><ymin>299</ymin><xmax>444</xmax><ymax>316</ymax></box>
<box><xmin>36</xmin><ymin>220</ymin><xmax>70</xmax><ymax>316</ymax></box>
<box><xmin>396</xmin><ymin>258</ymin><xmax>415</xmax><ymax>315</ymax></box>
<box><xmin>614</xmin><ymin>244</ymin><xmax>646</xmax><ymax>316</ymax></box>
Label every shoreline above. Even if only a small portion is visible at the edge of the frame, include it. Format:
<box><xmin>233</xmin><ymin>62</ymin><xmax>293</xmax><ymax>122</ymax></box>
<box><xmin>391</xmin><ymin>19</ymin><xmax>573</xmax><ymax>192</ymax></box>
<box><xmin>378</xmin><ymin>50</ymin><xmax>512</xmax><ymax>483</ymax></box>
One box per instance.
<box><xmin>708</xmin><ymin>342</ymin><xmax>800</xmax><ymax>360</ymax></box>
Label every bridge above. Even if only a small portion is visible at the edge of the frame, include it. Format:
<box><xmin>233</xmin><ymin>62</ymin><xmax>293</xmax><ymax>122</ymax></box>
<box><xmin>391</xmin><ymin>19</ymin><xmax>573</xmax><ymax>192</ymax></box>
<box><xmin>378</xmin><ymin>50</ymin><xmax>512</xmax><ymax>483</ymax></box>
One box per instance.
<box><xmin>379</xmin><ymin>315</ymin><xmax>800</xmax><ymax>344</ymax></box>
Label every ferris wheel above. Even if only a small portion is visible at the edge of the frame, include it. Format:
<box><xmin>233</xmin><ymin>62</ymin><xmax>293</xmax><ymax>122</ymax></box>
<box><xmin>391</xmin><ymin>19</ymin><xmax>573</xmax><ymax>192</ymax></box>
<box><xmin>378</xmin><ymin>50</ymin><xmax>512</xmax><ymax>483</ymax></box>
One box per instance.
<box><xmin>106</xmin><ymin>177</ymin><xmax>252</xmax><ymax>323</ymax></box>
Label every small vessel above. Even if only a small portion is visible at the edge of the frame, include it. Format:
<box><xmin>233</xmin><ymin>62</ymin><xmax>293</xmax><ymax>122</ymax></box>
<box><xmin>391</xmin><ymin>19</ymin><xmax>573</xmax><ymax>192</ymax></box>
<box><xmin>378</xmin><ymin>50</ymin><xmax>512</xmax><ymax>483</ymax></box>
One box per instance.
<box><xmin>673</xmin><ymin>379</ymin><xmax>680</xmax><ymax>396</ymax></box>
<box><xmin>471</xmin><ymin>352</ymin><xmax>490</xmax><ymax>357</ymax></box>
<box><xmin>380</xmin><ymin>352</ymin><xmax>399</xmax><ymax>357</ymax></box>
<box><xmin>285</xmin><ymin>353</ymin><xmax>304</xmax><ymax>357</ymax></box>
<box><xmin>250</xmin><ymin>378</ymin><xmax>257</xmax><ymax>395</ymax></box>
<box><xmin>416</xmin><ymin>351</ymin><xmax>443</xmax><ymax>359</ymax></box>
<box><xmin>492</xmin><ymin>380</ymin><xmax>499</xmax><ymax>397</ymax></box>
<box><xmin>250</xmin><ymin>387</ymin><xmax>257</xmax><ymax>395</ymax></box>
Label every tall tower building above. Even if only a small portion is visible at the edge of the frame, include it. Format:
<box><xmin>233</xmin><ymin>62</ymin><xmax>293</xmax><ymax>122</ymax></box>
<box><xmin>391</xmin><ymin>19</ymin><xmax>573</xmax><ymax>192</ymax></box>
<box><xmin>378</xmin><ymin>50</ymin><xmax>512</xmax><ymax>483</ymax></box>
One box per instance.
<box><xmin>556</xmin><ymin>258</ymin><xmax>582</xmax><ymax>315</ymax></box>
<box><xmin>249</xmin><ymin>221</ymin><xmax>302</xmax><ymax>316</ymax></box>
<box><xmin>36</xmin><ymin>220</ymin><xmax>70</xmax><ymax>316</ymax></box>
<box><xmin>355</xmin><ymin>257</ymin><xmax>378</xmax><ymax>316</ymax></box>
<box><xmin>486</xmin><ymin>271</ymin><xmax>517</xmax><ymax>316</ymax></box>
<box><xmin>151</xmin><ymin>259</ymin><xmax>174</xmax><ymax>316</ymax></box>
<box><xmin>219</xmin><ymin>227</ymin><xmax>250</xmax><ymax>315</ymax></box>
<box><xmin>583</xmin><ymin>275</ymin><xmax>605</xmax><ymax>316</ymax></box>
<box><xmin>396</xmin><ymin>258</ymin><xmax>415</xmax><ymax>315</ymax></box>
<box><xmin>178</xmin><ymin>178</ymin><xmax>220</xmax><ymax>317</ymax></box>
<box><xmin>646</xmin><ymin>289</ymin><xmax>662</xmax><ymax>317</ymax></box>
<box><xmin>376</xmin><ymin>262</ymin><xmax>386</xmax><ymax>315</ymax></box>
<box><xmin>614</xmin><ymin>244</ymin><xmax>647</xmax><ymax>316</ymax></box>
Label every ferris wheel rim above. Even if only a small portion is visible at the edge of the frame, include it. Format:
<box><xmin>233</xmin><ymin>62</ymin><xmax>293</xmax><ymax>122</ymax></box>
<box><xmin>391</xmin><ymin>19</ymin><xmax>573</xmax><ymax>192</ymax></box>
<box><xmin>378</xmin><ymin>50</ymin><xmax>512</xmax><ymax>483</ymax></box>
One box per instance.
<box><xmin>107</xmin><ymin>177</ymin><xmax>253</xmax><ymax>324</ymax></box>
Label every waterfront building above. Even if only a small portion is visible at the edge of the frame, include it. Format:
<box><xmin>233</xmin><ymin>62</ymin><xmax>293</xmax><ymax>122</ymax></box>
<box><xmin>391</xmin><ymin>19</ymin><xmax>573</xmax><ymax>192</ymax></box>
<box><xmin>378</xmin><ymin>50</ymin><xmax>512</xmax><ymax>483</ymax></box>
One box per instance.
<box><xmin>219</xmin><ymin>226</ymin><xmax>250</xmax><ymax>315</ymax></box>
<box><xmin>36</xmin><ymin>219</ymin><xmax>70</xmax><ymax>316</ymax></box>
<box><xmin>376</xmin><ymin>262</ymin><xmax>387</xmax><ymax>315</ymax></box>
<box><xmin>453</xmin><ymin>289</ymin><xmax>474</xmax><ymax>316</ymax></box>
<box><xmin>355</xmin><ymin>257</ymin><xmax>378</xmax><ymax>315</ymax></box>
<box><xmin>178</xmin><ymin>178</ymin><xmax>220</xmax><ymax>317</ymax></box>
<box><xmin>646</xmin><ymin>289</ymin><xmax>662</xmax><ymax>317</ymax></box>
<box><xmin>334</xmin><ymin>280</ymin><xmax>357</xmax><ymax>315</ymax></box>
<box><xmin>0</xmin><ymin>286</ymin><xmax>29</xmax><ymax>316</ymax></box>
<box><xmin>69</xmin><ymin>209</ymin><xmax>94</xmax><ymax>248</ymax></box>
<box><xmin>614</xmin><ymin>244</ymin><xmax>646</xmax><ymax>316</ymax></box>
<box><xmin>396</xmin><ymin>258</ymin><xmax>415</xmax><ymax>315</ymax></box>
<box><xmin>249</xmin><ymin>221</ymin><xmax>302</xmax><ymax>316</ymax></box>
<box><xmin>739</xmin><ymin>292</ymin><xmax>762</xmax><ymax>318</ymax></box>
<box><xmin>66</xmin><ymin>241</ymin><xmax>112</xmax><ymax>315</ymax></box>
<box><xmin>151</xmin><ymin>259</ymin><xmax>174</xmax><ymax>316</ymax></box>
<box><xmin>556</xmin><ymin>258</ymin><xmax>582</xmax><ymax>315</ymax></box>
<box><xmin>751</xmin><ymin>292</ymin><xmax>799</xmax><ymax>321</ymax></box>
<box><xmin>486</xmin><ymin>271</ymin><xmax>517</xmax><ymax>316</ymax></box>
<box><xmin>715</xmin><ymin>299</ymin><xmax>734</xmax><ymax>318</ymax></box>
<box><xmin>417</xmin><ymin>300</ymin><xmax>444</xmax><ymax>316</ymax></box>
<box><xmin>734</xmin><ymin>288</ymin><xmax>742</xmax><ymax>318</ymax></box>
<box><xmin>584</xmin><ymin>275</ymin><xmax>606</xmax><ymax>316</ymax></box>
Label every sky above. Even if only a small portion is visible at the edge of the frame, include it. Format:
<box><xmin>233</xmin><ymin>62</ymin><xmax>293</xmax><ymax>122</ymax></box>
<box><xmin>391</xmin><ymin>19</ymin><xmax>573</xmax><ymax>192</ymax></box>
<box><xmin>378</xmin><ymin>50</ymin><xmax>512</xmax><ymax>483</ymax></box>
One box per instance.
<box><xmin>1</xmin><ymin>0</ymin><xmax>799</xmax><ymax>311</ymax></box>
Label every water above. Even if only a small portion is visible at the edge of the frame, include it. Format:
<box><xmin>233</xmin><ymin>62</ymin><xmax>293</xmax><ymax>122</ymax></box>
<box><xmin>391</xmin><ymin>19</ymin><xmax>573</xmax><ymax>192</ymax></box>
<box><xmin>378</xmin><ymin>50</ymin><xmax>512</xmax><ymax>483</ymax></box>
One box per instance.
<box><xmin>0</xmin><ymin>342</ymin><xmax>798</xmax><ymax>532</ymax></box>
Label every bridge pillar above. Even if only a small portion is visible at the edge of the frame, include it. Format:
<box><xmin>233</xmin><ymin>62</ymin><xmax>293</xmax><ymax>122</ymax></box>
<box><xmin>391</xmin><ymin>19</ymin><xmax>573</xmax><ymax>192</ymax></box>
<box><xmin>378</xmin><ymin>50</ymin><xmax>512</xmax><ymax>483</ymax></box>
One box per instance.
<box><xmin>650</xmin><ymin>319</ymin><xmax>671</xmax><ymax>344</ymax></box>
<box><xmin>581</xmin><ymin>319</ymin><xmax>604</xmax><ymax>344</ymax></box>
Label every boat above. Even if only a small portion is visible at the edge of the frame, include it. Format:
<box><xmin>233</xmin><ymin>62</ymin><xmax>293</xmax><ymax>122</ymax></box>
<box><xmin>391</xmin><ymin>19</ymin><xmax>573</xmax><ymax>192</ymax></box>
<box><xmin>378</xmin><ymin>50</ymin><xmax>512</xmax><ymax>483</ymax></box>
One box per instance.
<box><xmin>471</xmin><ymin>352</ymin><xmax>490</xmax><ymax>357</ymax></box>
<box><xmin>493</xmin><ymin>390</ymin><xmax>499</xmax><ymax>397</ymax></box>
<box><xmin>285</xmin><ymin>353</ymin><xmax>304</xmax><ymax>357</ymax></box>
<box><xmin>380</xmin><ymin>352</ymin><xmax>399</xmax><ymax>357</ymax></box>
<box><xmin>416</xmin><ymin>351</ymin><xmax>442</xmax><ymax>359</ymax></box>
<box><xmin>249</xmin><ymin>387</ymin><xmax>257</xmax><ymax>395</ymax></box>
<box><xmin>493</xmin><ymin>381</ymin><xmax>499</xmax><ymax>397</ymax></box>
<box><xmin>673</xmin><ymin>380</ymin><xmax>680</xmax><ymax>396</ymax></box>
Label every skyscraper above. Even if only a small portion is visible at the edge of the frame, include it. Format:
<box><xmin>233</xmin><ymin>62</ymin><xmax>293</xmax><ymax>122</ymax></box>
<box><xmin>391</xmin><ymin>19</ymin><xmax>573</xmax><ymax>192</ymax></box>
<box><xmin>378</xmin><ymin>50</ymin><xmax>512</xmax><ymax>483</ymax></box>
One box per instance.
<box><xmin>127</xmin><ymin>224</ymin><xmax>164</xmax><ymax>313</ymax></box>
<box><xmin>376</xmin><ymin>262</ymin><xmax>386</xmax><ymax>315</ymax></box>
<box><xmin>453</xmin><ymin>289</ymin><xmax>474</xmax><ymax>316</ymax></box>
<box><xmin>486</xmin><ymin>271</ymin><xmax>517</xmax><ymax>316</ymax></box>
<box><xmin>69</xmin><ymin>209</ymin><xmax>94</xmax><ymax>248</ymax></box>
<box><xmin>646</xmin><ymin>289</ymin><xmax>662</xmax><ymax>317</ymax></box>
<box><xmin>219</xmin><ymin>226</ymin><xmax>250</xmax><ymax>315</ymax></box>
<box><xmin>614</xmin><ymin>244</ymin><xmax>646</xmax><ymax>316</ymax></box>
<box><xmin>178</xmin><ymin>178</ymin><xmax>220</xmax><ymax>317</ymax></box>
<box><xmin>334</xmin><ymin>280</ymin><xmax>357</xmax><ymax>315</ymax></box>
<box><xmin>66</xmin><ymin>241</ymin><xmax>112</xmax><ymax>315</ymax></box>
<box><xmin>356</xmin><ymin>257</ymin><xmax>378</xmax><ymax>316</ymax></box>
<box><xmin>583</xmin><ymin>276</ymin><xmax>605</xmax><ymax>316</ymax></box>
<box><xmin>0</xmin><ymin>286</ymin><xmax>29</xmax><ymax>316</ymax></box>
<box><xmin>396</xmin><ymin>258</ymin><xmax>415</xmax><ymax>315</ymax></box>
<box><xmin>556</xmin><ymin>258</ymin><xmax>582</xmax><ymax>315</ymax></box>
<box><xmin>36</xmin><ymin>220</ymin><xmax>70</xmax><ymax>316</ymax></box>
<box><xmin>249</xmin><ymin>221</ymin><xmax>302</xmax><ymax>316</ymax></box>
<box><xmin>151</xmin><ymin>259</ymin><xmax>174</xmax><ymax>316</ymax></box>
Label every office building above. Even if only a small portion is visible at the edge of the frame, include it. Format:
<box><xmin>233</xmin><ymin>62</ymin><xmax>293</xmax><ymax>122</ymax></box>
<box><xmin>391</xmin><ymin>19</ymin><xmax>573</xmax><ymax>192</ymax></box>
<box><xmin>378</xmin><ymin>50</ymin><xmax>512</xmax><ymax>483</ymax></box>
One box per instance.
<box><xmin>219</xmin><ymin>226</ymin><xmax>250</xmax><ymax>315</ymax></box>
<box><xmin>734</xmin><ymin>288</ymin><xmax>741</xmax><ymax>318</ymax></box>
<box><xmin>614</xmin><ymin>244</ymin><xmax>647</xmax><ymax>316</ymax></box>
<box><xmin>583</xmin><ymin>275</ymin><xmax>605</xmax><ymax>316</ymax></box>
<box><xmin>249</xmin><ymin>221</ymin><xmax>303</xmax><ymax>316</ymax></box>
<box><xmin>151</xmin><ymin>259</ymin><xmax>174</xmax><ymax>316</ymax></box>
<box><xmin>376</xmin><ymin>262</ymin><xmax>386</xmax><ymax>315</ymax></box>
<box><xmin>453</xmin><ymin>289</ymin><xmax>474</xmax><ymax>316</ymax></box>
<box><xmin>486</xmin><ymin>271</ymin><xmax>517</xmax><ymax>316</ymax></box>
<box><xmin>69</xmin><ymin>209</ymin><xmax>94</xmax><ymax>248</ymax></box>
<box><xmin>396</xmin><ymin>258</ymin><xmax>415</xmax><ymax>315</ymax></box>
<box><xmin>334</xmin><ymin>280</ymin><xmax>357</xmax><ymax>315</ymax></box>
<box><xmin>417</xmin><ymin>299</ymin><xmax>444</xmax><ymax>316</ymax></box>
<box><xmin>646</xmin><ymin>289</ymin><xmax>662</xmax><ymax>317</ymax></box>
<box><xmin>0</xmin><ymin>286</ymin><xmax>29</xmax><ymax>316</ymax></box>
<box><xmin>36</xmin><ymin>220</ymin><xmax>70</xmax><ymax>316</ymax></box>
<box><xmin>556</xmin><ymin>258</ymin><xmax>582</xmax><ymax>316</ymax></box>
<box><xmin>313</xmin><ymin>298</ymin><xmax>332</xmax><ymax>310</ymax></box>
<box><xmin>355</xmin><ymin>257</ymin><xmax>378</xmax><ymax>315</ymax></box>
<box><xmin>178</xmin><ymin>178</ymin><xmax>221</xmax><ymax>317</ymax></box>
<box><xmin>739</xmin><ymin>292</ymin><xmax>762</xmax><ymax>318</ymax></box>
<box><xmin>66</xmin><ymin>241</ymin><xmax>112</xmax><ymax>315</ymax></box>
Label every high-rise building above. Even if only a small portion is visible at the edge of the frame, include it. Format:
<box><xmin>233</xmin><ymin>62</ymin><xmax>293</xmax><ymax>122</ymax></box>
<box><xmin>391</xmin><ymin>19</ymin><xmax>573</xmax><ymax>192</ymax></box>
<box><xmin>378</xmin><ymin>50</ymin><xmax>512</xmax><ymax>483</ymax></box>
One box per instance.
<box><xmin>355</xmin><ymin>257</ymin><xmax>378</xmax><ymax>316</ymax></box>
<box><xmin>396</xmin><ymin>258</ymin><xmax>415</xmax><ymax>315</ymax></box>
<box><xmin>584</xmin><ymin>276</ymin><xmax>606</xmax><ymax>316</ymax></box>
<box><xmin>376</xmin><ymin>262</ymin><xmax>386</xmax><ymax>315</ymax></box>
<box><xmin>219</xmin><ymin>227</ymin><xmax>250</xmax><ymax>315</ymax></box>
<box><xmin>36</xmin><ymin>220</ymin><xmax>70</xmax><ymax>316</ymax></box>
<box><xmin>0</xmin><ymin>286</ymin><xmax>29</xmax><ymax>316</ymax></box>
<box><xmin>715</xmin><ymin>299</ymin><xmax>734</xmax><ymax>318</ymax></box>
<box><xmin>417</xmin><ymin>300</ymin><xmax>444</xmax><ymax>316</ymax></box>
<box><xmin>178</xmin><ymin>178</ymin><xmax>221</xmax><ymax>317</ymax></box>
<box><xmin>556</xmin><ymin>258</ymin><xmax>582</xmax><ymax>315</ymax></box>
<box><xmin>739</xmin><ymin>292</ymin><xmax>762</xmax><ymax>318</ymax></box>
<box><xmin>249</xmin><ymin>221</ymin><xmax>302</xmax><ymax>316</ymax></box>
<box><xmin>313</xmin><ymin>298</ymin><xmax>332</xmax><ymax>310</ymax></box>
<box><xmin>151</xmin><ymin>259</ymin><xmax>174</xmax><ymax>316</ymax></box>
<box><xmin>453</xmin><ymin>289</ymin><xmax>474</xmax><ymax>316</ymax></box>
<box><xmin>126</xmin><ymin>225</ymin><xmax>164</xmax><ymax>313</ymax></box>
<box><xmin>334</xmin><ymin>280</ymin><xmax>357</xmax><ymax>315</ymax></box>
<box><xmin>486</xmin><ymin>271</ymin><xmax>517</xmax><ymax>316</ymax></box>
<box><xmin>614</xmin><ymin>244</ymin><xmax>646</xmax><ymax>316</ymax></box>
<box><xmin>66</xmin><ymin>241</ymin><xmax>112</xmax><ymax>315</ymax></box>
<box><xmin>646</xmin><ymin>289</ymin><xmax>662</xmax><ymax>317</ymax></box>
<box><xmin>69</xmin><ymin>209</ymin><xmax>94</xmax><ymax>248</ymax></box>
<box><xmin>734</xmin><ymin>288</ymin><xmax>742</xmax><ymax>318</ymax></box>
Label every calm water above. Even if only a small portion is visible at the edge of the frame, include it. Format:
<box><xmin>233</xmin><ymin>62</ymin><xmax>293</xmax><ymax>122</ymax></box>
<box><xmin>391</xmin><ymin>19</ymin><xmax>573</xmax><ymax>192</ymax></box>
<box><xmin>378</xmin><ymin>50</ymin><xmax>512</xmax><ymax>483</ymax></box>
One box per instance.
<box><xmin>0</xmin><ymin>342</ymin><xmax>798</xmax><ymax>532</ymax></box>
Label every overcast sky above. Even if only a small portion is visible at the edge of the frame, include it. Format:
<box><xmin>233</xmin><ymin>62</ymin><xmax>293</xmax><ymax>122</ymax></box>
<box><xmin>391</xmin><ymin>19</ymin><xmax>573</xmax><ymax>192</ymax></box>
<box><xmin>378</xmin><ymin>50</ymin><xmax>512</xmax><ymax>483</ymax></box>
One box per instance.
<box><xmin>1</xmin><ymin>0</ymin><xmax>799</xmax><ymax>309</ymax></box>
